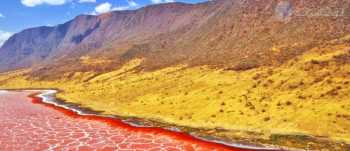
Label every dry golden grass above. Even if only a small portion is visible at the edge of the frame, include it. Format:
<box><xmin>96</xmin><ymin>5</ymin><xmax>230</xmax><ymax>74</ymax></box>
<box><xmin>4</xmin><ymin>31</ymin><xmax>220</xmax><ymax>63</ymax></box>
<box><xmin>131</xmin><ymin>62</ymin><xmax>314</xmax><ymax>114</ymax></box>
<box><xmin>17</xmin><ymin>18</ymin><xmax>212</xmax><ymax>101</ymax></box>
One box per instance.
<box><xmin>80</xmin><ymin>56</ymin><xmax>113</xmax><ymax>66</ymax></box>
<box><xmin>0</xmin><ymin>44</ymin><xmax>350</xmax><ymax>146</ymax></box>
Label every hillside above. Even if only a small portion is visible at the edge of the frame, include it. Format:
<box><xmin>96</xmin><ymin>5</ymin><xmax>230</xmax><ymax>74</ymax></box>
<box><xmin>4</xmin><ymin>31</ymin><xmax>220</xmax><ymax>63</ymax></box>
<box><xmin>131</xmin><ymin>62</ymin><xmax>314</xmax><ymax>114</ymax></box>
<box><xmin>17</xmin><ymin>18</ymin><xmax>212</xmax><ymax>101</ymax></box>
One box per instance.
<box><xmin>1</xmin><ymin>36</ymin><xmax>350</xmax><ymax>150</ymax></box>
<box><xmin>0</xmin><ymin>0</ymin><xmax>349</xmax><ymax>75</ymax></box>
<box><xmin>0</xmin><ymin>0</ymin><xmax>350</xmax><ymax>150</ymax></box>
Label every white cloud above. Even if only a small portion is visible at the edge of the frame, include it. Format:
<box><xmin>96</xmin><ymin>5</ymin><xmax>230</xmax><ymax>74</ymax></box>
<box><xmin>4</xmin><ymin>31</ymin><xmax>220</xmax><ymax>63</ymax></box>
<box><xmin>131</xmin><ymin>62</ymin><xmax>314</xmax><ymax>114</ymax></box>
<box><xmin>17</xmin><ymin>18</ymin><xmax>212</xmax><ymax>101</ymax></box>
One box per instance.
<box><xmin>20</xmin><ymin>0</ymin><xmax>174</xmax><ymax>8</ymax></box>
<box><xmin>92</xmin><ymin>0</ymin><xmax>139</xmax><ymax>14</ymax></box>
<box><xmin>128</xmin><ymin>0</ymin><xmax>138</xmax><ymax>7</ymax></box>
<box><xmin>0</xmin><ymin>31</ymin><xmax>13</xmax><ymax>47</ymax></box>
<box><xmin>151</xmin><ymin>0</ymin><xmax>175</xmax><ymax>4</ymax></box>
<box><xmin>93</xmin><ymin>2</ymin><xmax>112</xmax><ymax>14</ymax></box>
<box><xmin>112</xmin><ymin>6</ymin><xmax>130</xmax><ymax>11</ymax></box>
<box><xmin>112</xmin><ymin>0</ymin><xmax>139</xmax><ymax>11</ymax></box>
<box><xmin>78</xmin><ymin>0</ymin><xmax>96</xmax><ymax>3</ymax></box>
<box><xmin>0</xmin><ymin>13</ymin><xmax>4</xmax><ymax>18</ymax></box>
<box><xmin>151</xmin><ymin>0</ymin><xmax>161</xmax><ymax>4</ymax></box>
<box><xmin>21</xmin><ymin>0</ymin><xmax>97</xmax><ymax>7</ymax></box>
<box><xmin>21</xmin><ymin>0</ymin><xmax>70</xmax><ymax>7</ymax></box>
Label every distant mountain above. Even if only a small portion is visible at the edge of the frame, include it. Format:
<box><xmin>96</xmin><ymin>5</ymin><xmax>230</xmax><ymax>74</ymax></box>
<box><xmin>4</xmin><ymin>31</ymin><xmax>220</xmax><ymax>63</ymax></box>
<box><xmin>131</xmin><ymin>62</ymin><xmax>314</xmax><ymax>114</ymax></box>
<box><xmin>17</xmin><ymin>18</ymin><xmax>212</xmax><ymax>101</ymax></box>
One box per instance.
<box><xmin>0</xmin><ymin>0</ymin><xmax>349</xmax><ymax>76</ymax></box>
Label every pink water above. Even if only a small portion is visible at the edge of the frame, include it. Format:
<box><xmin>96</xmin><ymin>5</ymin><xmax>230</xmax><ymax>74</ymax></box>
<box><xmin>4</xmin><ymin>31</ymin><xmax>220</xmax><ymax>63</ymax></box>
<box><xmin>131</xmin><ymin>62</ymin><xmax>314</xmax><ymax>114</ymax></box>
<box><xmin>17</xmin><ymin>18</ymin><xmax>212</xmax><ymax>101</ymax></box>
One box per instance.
<box><xmin>0</xmin><ymin>91</ymin><xmax>258</xmax><ymax>151</ymax></box>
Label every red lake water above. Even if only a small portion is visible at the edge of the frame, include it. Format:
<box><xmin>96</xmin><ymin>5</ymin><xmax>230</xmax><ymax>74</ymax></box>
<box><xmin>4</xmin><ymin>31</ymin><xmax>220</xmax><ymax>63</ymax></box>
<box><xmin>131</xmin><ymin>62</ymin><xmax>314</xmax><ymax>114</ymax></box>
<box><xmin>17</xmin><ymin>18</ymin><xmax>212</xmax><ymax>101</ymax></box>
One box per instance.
<box><xmin>0</xmin><ymin>91</ymin><xmax>264</xmax><ymax>151</ymax></box>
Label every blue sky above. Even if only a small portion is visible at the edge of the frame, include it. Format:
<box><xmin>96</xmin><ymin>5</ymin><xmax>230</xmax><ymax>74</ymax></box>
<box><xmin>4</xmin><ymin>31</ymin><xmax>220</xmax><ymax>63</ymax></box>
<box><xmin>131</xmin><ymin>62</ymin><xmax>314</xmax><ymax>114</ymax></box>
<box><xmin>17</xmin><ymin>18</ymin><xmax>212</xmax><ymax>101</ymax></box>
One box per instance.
<box><xmin>0</xmin><ymin>0</ymin><xmax>206</xmax><ymax>46</ymax></box>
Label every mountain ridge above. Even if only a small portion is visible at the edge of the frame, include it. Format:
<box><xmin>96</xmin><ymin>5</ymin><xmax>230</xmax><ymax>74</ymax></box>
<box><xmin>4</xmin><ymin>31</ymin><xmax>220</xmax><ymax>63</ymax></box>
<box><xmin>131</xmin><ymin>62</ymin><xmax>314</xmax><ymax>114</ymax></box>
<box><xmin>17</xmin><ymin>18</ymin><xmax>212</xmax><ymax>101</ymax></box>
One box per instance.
<box><xmin>0</xmin><ymin>0</ymin><xmax>349</xmax><ymax>77</ymax></box>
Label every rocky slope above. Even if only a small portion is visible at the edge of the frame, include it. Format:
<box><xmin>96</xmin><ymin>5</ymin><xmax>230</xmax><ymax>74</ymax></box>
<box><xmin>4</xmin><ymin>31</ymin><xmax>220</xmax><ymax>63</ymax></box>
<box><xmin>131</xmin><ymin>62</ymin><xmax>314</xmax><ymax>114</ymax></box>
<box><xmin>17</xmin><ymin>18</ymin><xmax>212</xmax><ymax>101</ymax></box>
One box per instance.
<box><xmin>1</xmin><ymin>36</ymin><xmax>350</xmax><ymax>150</ymax></box>
<box><xmin>0</xmin><ymin>0</ymin><xmax>349</xmax><ymax>76</ymax></box>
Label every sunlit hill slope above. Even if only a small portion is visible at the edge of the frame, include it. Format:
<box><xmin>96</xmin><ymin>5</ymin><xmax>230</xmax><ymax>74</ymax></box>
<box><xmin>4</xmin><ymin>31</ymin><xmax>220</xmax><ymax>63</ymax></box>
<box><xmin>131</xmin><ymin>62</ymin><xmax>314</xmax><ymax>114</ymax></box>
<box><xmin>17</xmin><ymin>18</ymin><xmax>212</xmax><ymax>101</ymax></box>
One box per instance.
<box><xmin>1</xmin><ymin>36</ymin><xmax>350</xmax><ymax>150</ymax></box>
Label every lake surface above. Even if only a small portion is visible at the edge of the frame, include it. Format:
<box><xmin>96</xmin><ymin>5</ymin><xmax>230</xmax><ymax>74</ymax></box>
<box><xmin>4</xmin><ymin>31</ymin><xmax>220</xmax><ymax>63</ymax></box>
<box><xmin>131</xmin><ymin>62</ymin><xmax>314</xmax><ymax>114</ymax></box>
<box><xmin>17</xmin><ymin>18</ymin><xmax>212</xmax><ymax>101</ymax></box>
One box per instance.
<box><xmin>0</xmin><ymin>90</ymin><xmax>254</xmax><ymax>151</ymax></box>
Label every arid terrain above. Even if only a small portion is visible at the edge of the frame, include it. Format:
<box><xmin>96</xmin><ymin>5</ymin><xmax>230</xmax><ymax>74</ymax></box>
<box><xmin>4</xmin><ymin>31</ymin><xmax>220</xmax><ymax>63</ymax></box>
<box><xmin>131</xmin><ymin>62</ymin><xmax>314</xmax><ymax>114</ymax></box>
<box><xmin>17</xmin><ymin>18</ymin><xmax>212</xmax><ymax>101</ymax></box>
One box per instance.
<box><xmin>1</xmin><ymin>37</ymin><xmax>350</xmax><ymax>150</ymax></box>
<box><xmin>0</xmin><ymin>91</ymin><xmax>240</xmax><ymax>151</ymax></box>
<box><xmin>0</xmin><ymin>0</ymin><xmax>350</xmax><ymax>150</ymax></box>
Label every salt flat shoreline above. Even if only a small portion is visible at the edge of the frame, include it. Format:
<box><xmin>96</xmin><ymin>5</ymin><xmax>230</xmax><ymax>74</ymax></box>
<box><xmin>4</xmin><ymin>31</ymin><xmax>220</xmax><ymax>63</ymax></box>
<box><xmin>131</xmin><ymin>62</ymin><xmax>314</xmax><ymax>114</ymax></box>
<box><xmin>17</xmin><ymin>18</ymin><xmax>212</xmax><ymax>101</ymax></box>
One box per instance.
<box><xmin>0</xmin><ymin>90</ymin><xmax>242</xmax><ymax>150</ymax></box>
<box><xmin>1</xmin><ymin>88</ymin><xmax>349</xmax><ymax>150</ymax></box>
<box><xmin>0</xmin><ymin>89</ymin><xmax>281</xmax><ymax>151</ymax></box>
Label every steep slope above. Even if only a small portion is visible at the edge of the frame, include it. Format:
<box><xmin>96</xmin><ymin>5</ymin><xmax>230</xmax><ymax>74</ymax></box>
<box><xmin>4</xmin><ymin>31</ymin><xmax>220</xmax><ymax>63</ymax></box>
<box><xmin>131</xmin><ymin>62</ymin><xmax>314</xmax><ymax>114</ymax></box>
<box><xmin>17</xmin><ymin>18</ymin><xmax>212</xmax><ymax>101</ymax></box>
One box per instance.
<box><xmin>139</xmin><ymin>0</ymin><xmax>350</xmax><ymax>69</ymax></box>
<box><xmin>0</xmin><ymin>0</ymin><xmax>349</xmax><ymax>76</ymax></box>
<box><xmin>0</xmin><ymin>26</ymin><xmax>66</xmax><ymax>71</ymax></box>
<box><xmin>0</xmin><ymin>36</ymin><xmax>349</xmax><ymax>150</ymax></box>
<box><xmin>0</xmin><ymin>2</ymin><xmax>209</xmax><ymax>73</ymax></box>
